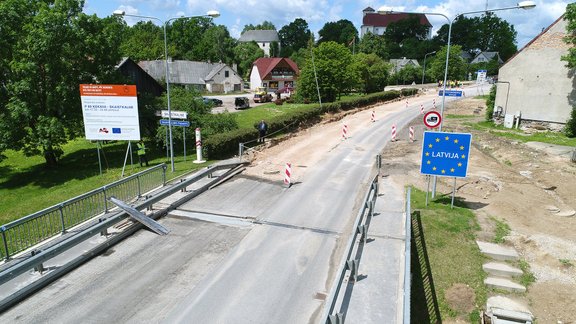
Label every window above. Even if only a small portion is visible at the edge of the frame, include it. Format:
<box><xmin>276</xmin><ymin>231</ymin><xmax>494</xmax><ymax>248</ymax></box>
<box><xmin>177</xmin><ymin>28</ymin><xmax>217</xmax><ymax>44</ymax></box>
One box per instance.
<box><xmin>225</xmin><ymin>71</ymin><xmax>229</xmax><ymax>77</ymax></box>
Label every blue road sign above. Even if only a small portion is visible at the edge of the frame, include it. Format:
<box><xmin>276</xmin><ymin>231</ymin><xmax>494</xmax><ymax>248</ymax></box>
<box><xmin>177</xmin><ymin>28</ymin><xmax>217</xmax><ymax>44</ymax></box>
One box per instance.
<box><xmin>438</xmin><ymin>89</ymin><xmax>463</xmax><ymax>97</ymax></box>
<box><xmin>420</xmin><ymin>131</ymin><xmax>472</xmax><ymax>178</ymax></box>
<box><xmin>160</xmin><ymin>119</ymin><xmax>190</xmax><ymax>127</ymax></box>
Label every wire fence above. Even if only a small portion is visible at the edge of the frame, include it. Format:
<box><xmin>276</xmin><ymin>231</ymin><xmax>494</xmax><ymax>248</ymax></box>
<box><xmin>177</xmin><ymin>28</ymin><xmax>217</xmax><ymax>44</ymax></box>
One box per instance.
<box><xmin>0</xmin><ymin>164</ymin><xmax>167</xmax><ymax>261</ymax></box>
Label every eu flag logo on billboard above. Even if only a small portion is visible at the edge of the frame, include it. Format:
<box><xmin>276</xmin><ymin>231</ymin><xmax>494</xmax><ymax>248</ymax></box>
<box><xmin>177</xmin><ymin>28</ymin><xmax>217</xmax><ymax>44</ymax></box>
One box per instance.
<box><xmin>420</xmin><ymin>131</ymin><xmax>472</xmax><ymax>178</ymax></box>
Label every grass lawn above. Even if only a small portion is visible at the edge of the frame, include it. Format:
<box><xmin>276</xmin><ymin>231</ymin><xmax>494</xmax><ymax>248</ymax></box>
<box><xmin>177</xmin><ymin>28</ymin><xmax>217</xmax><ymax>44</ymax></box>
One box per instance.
<box><xmin>471</xmin><ymin>121</ymin><xmax>576</xmax><ymax>146</ymax></box>
<box><xmin>0</xmin><ymin>139</ymin><xmax>211</xmax><ymax>225</ymax></box>
<box><xmin>410</xmin><ymin>188</ymin><xmax>487</xmax><ymax>323</ymax></box>
<box><xmin>0</xmin><ymin>100</ymin><xmax>321</xmax><ymax>225</ymax></box>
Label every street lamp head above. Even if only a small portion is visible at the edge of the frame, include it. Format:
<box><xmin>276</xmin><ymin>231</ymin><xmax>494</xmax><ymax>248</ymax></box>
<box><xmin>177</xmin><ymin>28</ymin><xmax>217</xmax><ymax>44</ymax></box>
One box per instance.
<box><xmin>206</xmin><ymin>10</ymin><xmax>220</xmax><ymax>18</ymax></box>
<box><xmin>377</xmin><ymin>6</ymin><xmax>394</xmax><ymax>14</ymax></box>
<box><xmin>517</xmin><ymin>1</ymin><xmax>536</xmax><ymax>9</ymax></box>
<box><xmin>112</xmin><ymin>9</ymin><xmax>125</xmax><ymax>16</ymax></box>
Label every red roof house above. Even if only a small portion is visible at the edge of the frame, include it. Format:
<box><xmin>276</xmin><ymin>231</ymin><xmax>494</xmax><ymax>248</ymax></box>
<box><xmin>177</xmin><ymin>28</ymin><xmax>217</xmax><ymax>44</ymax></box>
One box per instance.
<box><xmin>360</xmin><ymin>7</ymin><xmax>432</xmax><ymax>39</ymax></box>
<box><xmin>249</xmin><ymin>58</ymin><xmax>299</xmax><ymax>92</ymax></box>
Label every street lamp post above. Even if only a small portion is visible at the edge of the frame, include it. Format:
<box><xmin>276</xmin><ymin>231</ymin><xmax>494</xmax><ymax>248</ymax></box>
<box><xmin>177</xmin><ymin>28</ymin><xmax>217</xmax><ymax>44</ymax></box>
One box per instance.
<box><xmin>421</xmin><ymin>51</ymin><xmax>436</xmax><ymax>86</ymax></box>
<box><xmin>378</xmin><ymin>1</ymin><xmax>536</xmax><ymax>196</ymax></box>
<box><xmin>113</xmin><ymin>10</ymin><xmax>220</xmax><ymax>172</ymax></box>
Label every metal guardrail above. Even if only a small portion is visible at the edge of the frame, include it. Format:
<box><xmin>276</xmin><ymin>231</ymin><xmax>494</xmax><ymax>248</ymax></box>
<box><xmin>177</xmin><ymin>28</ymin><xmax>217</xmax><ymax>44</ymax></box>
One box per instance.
<box><xmin>404</xmin><ymin>187</ymin><xmax>412</xmax><ymax>324</ymax></box>
<box><xmin>0</xmin><ymin>164</ymin><xmax>167</xmax><ymax>261</ymax></box>
<box><xmin>0</xmin><ymin>162</ymin><xmax>244</xmax><ymax>312</ymax></box>
<box><xmin>322</xmin><ymin>158</ymin><xmax>379</xmax><ymax>323</ymax></box>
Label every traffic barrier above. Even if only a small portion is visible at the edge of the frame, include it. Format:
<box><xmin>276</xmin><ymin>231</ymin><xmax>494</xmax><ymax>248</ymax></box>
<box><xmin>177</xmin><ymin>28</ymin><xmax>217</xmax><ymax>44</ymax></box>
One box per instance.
<box><xmin>405</xmin><ymin>99</ymin><xmax>408</xmax><ymax>108</ymax></box>
<box><xmin>392</xmin><ymin>124</ymin><xmax>397</xmax><ymax>141</ymax></box>
<box><xmin>194</xmin><ymin>128</ymin><xmax>205</xmax><ymax>163</ymax></box>
<box><xmin>371</xmin><ymin>110</ymin><xmax>375</xmax><ymax>123</ymax></box>
<box><xmin>284</xmin><ymin>163</ymin><xmax>292</xmax><ymax>187</ymax></box>
<box><xmin>409</xmin><ymin>126</ymin><xmax>414</xmax><ymax>142</ymax></box>
<box><xmin>342</xmin><ymin>123</ymin><xmax>348</xmax><ymax>140</ymax></box>
<box><xmin>433</xmin><ymin>98</ymin><xmax>436</xmax><ymax>109</ymax></box>
<box><xmin>420</xmin><ymin>104</ymin><xmax>424</xmax><ymax>114</ymax></box>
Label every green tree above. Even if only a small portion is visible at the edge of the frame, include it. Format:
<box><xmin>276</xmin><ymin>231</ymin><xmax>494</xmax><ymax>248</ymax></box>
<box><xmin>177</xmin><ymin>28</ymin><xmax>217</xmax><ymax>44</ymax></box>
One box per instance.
<box><xmin>242</xmin><ymin>21</ymin><xmax>276</xmax><ymax>32</ymax></box>
<box><xmin>434</xmin><ymin>13</ymin><xmax>518</xmax><ymax>61</ymax></box>
<box><xmin>358</xmin><ymin>32</ymin><xmax>390</xmax><ymax>60</ymax></box>
<box><xmin>318</xmin><ymin>20</ymin><xmax>358</xmax><ymax>46</ymax></box>
<box><xmin>1</xmin><ymin>0</ymin><xmax>124</xmax><ymax>167</ymax></box>
<box><xmin>119</xmin><ymin>21</ymin><xmax>165</xmax><ymax>61</ymax></box>
<box><xmin>350</xmin><ymin>53</ymin><xmax>390</xmax><ymax>93</ymax></box>
<box><xmin>167</xmin><ymin>17</ymin><xmax>218</xmax><ymax>60</ymax></box>
<box><xmin>562</xmin><ymin>3</ymin><xmax>576</xmax><ymax>68</ymax></box>
<box><xmin>298</xmin><ymin>41</ymin><xmax>355</xmax><ymax>102</ymax></box>
<box><xmin>152</xmin><ymin>87</ymin><xmax>237</xmax><ymax>146</ymax></box>
<box><xmin>195</xmin><ymin>25</ymin><xmax>236</xmax><ymax>64</ymax></box>
<box><xmin>279</xmin><ymin>18</ymin><xmax>312</xmax><ymax>57</ymax></box>
<box><xmin>428</xmin><ymin>45</ymin><xmax>467</xmax><ymax>82</ymax></box>
<box><xmin>390</xmin><ymin>64</ymin><xmax>421</xmax><ymax>85</ymax></box>
<box><xmin>234</xmin><ymin>41</ymin><xmax>265</xmax><ymax>79</ymax></box>
<box><xmin>384</xmin><ymin>15</ymin><xmax>433</xmax><ymax>58</ymax></box>
<box><xmin>561</xmin><ymin>3</ymin><xmax>576</xmax><ymax>137</ymax></box>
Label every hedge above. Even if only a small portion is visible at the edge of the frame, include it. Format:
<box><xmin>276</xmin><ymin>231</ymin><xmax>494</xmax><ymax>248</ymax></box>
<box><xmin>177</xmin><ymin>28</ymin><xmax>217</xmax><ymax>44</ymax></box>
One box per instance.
<box><xmin>203</xmin><ymin>89</ymin><xmax>416</xmax><ymax>159</ymax></box>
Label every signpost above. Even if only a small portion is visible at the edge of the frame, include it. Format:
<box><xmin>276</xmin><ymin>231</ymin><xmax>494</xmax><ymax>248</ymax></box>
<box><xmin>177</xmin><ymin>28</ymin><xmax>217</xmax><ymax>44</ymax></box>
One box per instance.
<box><xmin>160</xmin><ymin>119</ymin><xmax>190</xmax><ymax>127</ymax></box>
<box><xmin>423</xmin><ymin>111</ymin><xmax>442</xmax><ymax>129</ymax></box>
<box><xmin>161</xmin><ymin>110</ymin><xmax>188</xmax><ymax>119</ymax></box>
<box><xmin>477</xmin><ymin>69</ymin><xmax>487</xmax><ymax>84</ymax></box>
<box><xmin>438</xmin><ymin>89</ymin><xmax>463</xmax><ymax>97</ymax></box>
<box><xmin>420</xmin><ymin>131</ymin><xmax>472</xmax><ymax>208</ymax></box>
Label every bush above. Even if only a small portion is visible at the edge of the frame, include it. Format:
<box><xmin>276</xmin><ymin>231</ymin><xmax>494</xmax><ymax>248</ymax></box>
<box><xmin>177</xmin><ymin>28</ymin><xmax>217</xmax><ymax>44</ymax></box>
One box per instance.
<box><xmin>485</xmin><ymin>85</ymin><xmax>496</xmax><ymax>121</ymax></box>
<box><xmin>564</xmin><ymin>107</ymin><xmax>576</xmax><ymax>138</ymax></box>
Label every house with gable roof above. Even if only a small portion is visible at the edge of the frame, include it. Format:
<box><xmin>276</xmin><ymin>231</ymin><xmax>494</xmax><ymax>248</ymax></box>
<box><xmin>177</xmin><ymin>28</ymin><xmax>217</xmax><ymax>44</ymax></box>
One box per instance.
<box><xmin>360</xmin><ymin>6</ymin><xmax>432</xmax><ymax>39</ymax></box>
<box><xmin>116</xmin><ymin>57</ymin><xmax>164</xmax><ymax>97</ymax></box>
<box><xmin>238</xmin><ymin>30</ymin><xmax>280</xmax><ymax>57</ymax></box>
<box><xmin>138</xmin><ymin>60</ymin><xmax>243</xmax><ymax>93</ymax></box>
<box><xmin>494</xmin><ymin>14</ymin><xmax>575</xmax><ymax>127</ymax></box>
<box><xmin>471</xmin><ymin>51</ymin><xmax>504</xmax><ymax>64</ymax></box>
<box><xmin>249</xmin><ymin>57</ymin><xmax>299</xmax><ymax>92</ymax></box>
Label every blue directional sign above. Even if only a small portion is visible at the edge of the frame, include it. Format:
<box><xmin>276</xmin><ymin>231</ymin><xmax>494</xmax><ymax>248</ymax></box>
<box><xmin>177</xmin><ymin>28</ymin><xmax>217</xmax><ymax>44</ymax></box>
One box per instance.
<box><xmin>438</xmin><ymin>89</ymin><xmax>463</xmax><ymax>97</ymax></box>
<box><xmin>420</xmin><ymin>131</ymin><xmax>472</xmax><ymax>178</ymax></box>
<box><xmin>160</xmin><ymin>119</ymin><xmax>190</xmax><ymax>127</ymax></box>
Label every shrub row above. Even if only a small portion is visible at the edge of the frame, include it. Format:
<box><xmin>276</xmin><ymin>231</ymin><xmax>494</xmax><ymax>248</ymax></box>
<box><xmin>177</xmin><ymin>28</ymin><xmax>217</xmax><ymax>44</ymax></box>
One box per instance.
<box><xmin>204</xmin><ymin>89</ymin><xmax>415</xmax><ymax>159</ymax></box>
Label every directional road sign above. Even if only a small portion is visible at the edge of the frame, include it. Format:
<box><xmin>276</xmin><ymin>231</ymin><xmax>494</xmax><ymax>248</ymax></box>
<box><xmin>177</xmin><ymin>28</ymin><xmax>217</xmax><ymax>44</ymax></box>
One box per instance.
<box><xmin>160</xmin><ymin>119</ymin><xmax>190</xmax><ymax>127</ymax></box>
<box><xmin>420</xmin><ymin>131</ymin><xmax>472</xmax><ymax>178</ymax></box>
<box><xmin>438</xmin><ymin>89</ymin><xmax>463</xmax><ymax>97</ymax></box>
<box><xmin>423</xmin><ymin>111</ymin><xmax>442</xmax><ymax>129</ymax></box>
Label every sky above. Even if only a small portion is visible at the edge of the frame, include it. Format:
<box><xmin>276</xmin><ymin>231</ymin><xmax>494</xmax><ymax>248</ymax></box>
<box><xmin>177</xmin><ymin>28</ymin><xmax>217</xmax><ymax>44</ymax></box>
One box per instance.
<box><xmin>84</xmin><ymin>0</ymin><xmax>571</xmax><ymax>50</ymax></box>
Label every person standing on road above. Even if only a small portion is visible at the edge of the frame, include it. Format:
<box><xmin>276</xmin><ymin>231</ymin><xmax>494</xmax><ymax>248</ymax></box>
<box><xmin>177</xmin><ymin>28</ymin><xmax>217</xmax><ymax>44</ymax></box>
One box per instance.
<box><xmin>136</xmin><ymin>140</ymin><xmax>149</xmax><ymax>167</ymax></box>
<box><xmin>258</xmin><ymin>120</ymin><xmax>268</xmax><ymax>143</ymax></box>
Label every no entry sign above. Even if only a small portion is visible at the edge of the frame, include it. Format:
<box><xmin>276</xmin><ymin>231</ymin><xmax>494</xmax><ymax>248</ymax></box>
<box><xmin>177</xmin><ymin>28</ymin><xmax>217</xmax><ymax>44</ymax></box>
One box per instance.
<box><xmin>423</xmin><ymin>111</ymin><xmax>442</xmax><ymax>129</ymax></box>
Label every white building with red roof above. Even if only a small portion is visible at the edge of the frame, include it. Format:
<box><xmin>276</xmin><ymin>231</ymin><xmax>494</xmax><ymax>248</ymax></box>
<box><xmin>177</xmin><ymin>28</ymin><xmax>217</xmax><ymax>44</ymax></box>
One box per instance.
<box><xmin>360</xmin><ymin>7</ymin><xmax>432</xmax><ymax>39</ymax></box>
<box><xmin>249</xmin><ymin>57</ymin><xmax>299</xmax><ymax>92</ymax></box>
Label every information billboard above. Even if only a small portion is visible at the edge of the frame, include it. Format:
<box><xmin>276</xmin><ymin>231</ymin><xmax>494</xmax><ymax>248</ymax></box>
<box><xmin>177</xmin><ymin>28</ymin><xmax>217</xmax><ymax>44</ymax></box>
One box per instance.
<box><xmin>80</xmin><ymin>84</ymin><xmax>140</xmax><ymax>140</ymax></box>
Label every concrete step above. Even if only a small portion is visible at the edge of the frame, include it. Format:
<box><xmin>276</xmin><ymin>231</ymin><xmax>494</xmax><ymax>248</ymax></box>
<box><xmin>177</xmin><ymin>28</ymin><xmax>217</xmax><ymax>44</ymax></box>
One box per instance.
<box><xmin>483</xmin><ymin>262</ymin><xmax>523</xmax><ymax>278</ymax></box>
<box><xmin>476</xmin><ymin>241</ymin><xmax>519</xmax><ymax>261</ymax></box>
<box><xmin>485</xmin><ymin>276</ymin><xmax>526</xmax><ymax>293</ymax></box>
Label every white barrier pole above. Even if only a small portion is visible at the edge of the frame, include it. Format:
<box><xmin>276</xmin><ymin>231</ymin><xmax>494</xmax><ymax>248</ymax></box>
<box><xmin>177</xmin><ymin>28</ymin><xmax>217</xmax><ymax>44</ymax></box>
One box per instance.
<box><xmin>194</xmin><ymin>127</ymin><xmax>205</xmax><ymax>164</ymax></box>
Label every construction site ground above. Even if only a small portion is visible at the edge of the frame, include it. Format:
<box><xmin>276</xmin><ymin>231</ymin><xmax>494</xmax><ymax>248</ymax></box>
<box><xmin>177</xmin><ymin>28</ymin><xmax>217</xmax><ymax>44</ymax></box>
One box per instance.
<box><xmin>244</xmin><ymin>96</ymin><xmax>576</xmax><ymax>323</ymax></box>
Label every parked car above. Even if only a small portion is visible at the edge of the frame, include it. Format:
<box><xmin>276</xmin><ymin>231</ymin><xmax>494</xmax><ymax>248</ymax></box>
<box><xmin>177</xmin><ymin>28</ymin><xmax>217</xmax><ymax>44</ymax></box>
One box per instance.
<box><xmin>253</xmin><ymin>87</ymin><xmax>273</xmax><ymax>103</ymax></box>
<box><xmin>203</xmin><ymin>97</ymin><xmax>223</xmax><ymax>106</ymax></box>
<box><xmin>235</xmin><ymin>97</ymin><xmax>250</xmax><ymax>110</ymax></box>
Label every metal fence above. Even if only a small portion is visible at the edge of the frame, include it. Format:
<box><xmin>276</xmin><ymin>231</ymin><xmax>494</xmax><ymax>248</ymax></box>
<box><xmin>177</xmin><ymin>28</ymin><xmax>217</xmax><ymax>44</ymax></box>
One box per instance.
<box><xmin>0</xmin><ymin>164</ymin><xmax>167</xmax><ymax>261</ymax></box>
<box><xmin>404</xmin><ymin>187</ymin><xmax>412</xmax><ymax>324</ymax></box>
<box><xmin>323</xmin><ymin>159</ymin><xmax>379</xmax><ymax>323</ymax></box>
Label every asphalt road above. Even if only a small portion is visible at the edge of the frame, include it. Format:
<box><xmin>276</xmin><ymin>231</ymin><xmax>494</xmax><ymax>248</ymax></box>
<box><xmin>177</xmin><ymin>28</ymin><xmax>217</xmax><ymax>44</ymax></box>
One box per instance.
<box><xmin>0</xmin><ymin>85</ymin><xmax>488</xmax><ymax>323</ymax></box>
